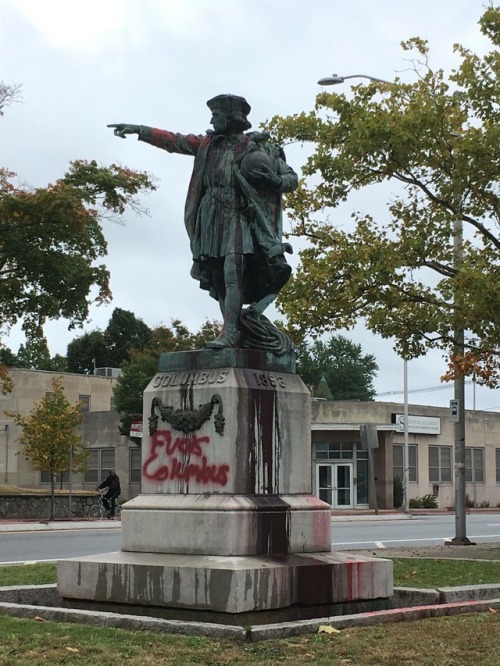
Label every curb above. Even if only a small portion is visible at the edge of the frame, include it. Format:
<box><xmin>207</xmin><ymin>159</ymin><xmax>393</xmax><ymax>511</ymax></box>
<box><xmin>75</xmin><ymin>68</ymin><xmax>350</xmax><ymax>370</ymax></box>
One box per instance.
<box><xmin>332</xmin><ymin>513</ymin><xmax>412</xmax><ymax>522</ymax></box>
<box><xmin>250</xmin><ymin>598</ymin><xmax>500</xmax><ymax>640</ymax></box>
<box><xmin>0</xmin><ymin>585</ymin><xmax>499</xmax><ymax>641</ymax></box>
<box><xmin>0</xmin><ymin>521</ymin><xmax>121</xmax><ymax>532</ymax></box>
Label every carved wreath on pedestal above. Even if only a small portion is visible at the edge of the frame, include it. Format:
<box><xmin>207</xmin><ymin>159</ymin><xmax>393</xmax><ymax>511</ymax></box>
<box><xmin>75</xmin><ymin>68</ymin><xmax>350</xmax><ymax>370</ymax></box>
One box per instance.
<box><xmin>148</xmin><ymin>394</ymin><xmax>225</xmax><ymax>436</ymax></box>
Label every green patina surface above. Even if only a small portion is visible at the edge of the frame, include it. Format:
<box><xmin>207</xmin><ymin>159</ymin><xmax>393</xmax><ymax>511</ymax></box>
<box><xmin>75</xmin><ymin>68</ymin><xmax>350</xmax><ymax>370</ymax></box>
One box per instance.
<box><xmin>157</xmin><ymin>349</ymin><xmax>296</xmax><ymax>374</ymax></box>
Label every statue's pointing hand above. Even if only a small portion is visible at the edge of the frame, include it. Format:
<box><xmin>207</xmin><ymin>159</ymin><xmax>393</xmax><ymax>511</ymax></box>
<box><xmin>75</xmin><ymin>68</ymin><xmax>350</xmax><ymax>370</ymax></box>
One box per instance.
<box><xmin>107</xmin><ymin>123</ymin><xmax>141</xmax><ymax>139</ymax></box>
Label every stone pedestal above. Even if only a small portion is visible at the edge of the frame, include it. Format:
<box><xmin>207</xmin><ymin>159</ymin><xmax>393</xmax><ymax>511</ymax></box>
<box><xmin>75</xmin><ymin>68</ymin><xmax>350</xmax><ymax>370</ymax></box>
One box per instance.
<box><xmin>58</xmin><ymin>349</ymin><xmax>392</xmax><ymax>619</ymax></box>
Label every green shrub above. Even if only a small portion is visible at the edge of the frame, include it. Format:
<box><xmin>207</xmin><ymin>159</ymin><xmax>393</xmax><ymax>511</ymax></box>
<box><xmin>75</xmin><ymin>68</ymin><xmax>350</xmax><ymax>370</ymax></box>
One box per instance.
<box><xmin>409</xmin><ymin>494</ymin><xmax>438</xmax><ymax>509</ymax></box>
<box><xmin>393</xmin><ymin>476</ymin><xmax>403</xmax><ymax>508</ymax></box>
<box><xmin>420</xmin><ymin>493</ymin><xmax>438</xmax><ymax>508</ymax></box>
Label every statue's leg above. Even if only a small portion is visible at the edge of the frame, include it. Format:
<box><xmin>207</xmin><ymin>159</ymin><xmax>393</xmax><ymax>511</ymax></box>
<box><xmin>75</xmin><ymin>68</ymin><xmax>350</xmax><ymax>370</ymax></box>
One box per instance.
<box><xmin>206</xmin><ymin>254</ymin><xmax>244</xmax><ymax>349</ymax></box>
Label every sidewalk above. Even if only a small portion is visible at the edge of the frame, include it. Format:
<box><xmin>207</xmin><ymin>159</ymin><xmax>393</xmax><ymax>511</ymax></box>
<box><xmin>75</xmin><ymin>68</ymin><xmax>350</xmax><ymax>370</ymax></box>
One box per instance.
<box><xmin>332</xmin><ymin>510</ymin><xmax>412</xmax><ymax>522</ymax></box>
<box><xmin>0</xmin><ymin>519</ymin><xmax>121</xmax><ymax>532</ymax></box>
<box><xmin>2</xmin><ymin>508</ymin><xmax>499</xmax><ymax>532</ymax></box>
<box><xmin>0</xmin><ymin>511</ymin><xmax>415</xmax><ymax>532</ymax></box>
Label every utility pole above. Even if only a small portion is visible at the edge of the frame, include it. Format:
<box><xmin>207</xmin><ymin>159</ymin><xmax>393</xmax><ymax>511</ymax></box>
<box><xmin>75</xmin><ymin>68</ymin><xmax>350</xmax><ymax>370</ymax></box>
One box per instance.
<box><xmin>448</xmin><ymin>214</ymin><xmax>472</xmax><ymax>545</ymax></box>
<box><xmin>402</xmin><ymin>359</ymin><xmax>410</xmax><ymax>513</ymax></box>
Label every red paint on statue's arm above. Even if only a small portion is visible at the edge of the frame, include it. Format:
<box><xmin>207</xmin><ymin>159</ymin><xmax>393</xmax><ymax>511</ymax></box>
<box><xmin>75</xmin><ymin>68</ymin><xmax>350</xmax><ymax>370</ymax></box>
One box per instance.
<box><xmin>138</xmin><ymin>127</ymin><xmax>202</xmax><ymax>156</ymax></box>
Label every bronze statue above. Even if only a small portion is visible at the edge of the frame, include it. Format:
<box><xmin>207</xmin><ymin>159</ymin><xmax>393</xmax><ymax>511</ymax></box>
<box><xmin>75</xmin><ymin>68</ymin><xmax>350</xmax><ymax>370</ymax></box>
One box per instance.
<box><xmin>108</xmin><ymin>94</ymin><xmax>298</xmax><ymax>353</ymax></box>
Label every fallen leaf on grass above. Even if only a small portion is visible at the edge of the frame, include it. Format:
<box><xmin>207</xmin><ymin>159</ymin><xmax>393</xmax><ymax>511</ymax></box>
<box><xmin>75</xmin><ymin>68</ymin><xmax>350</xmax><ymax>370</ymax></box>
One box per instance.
<box><xmin>488</xmin><ymin>608</ymin><xmax>497</xmax><ymax>613</ymax></box>
<box><xmin>34</xmin><ymin>616</ymin><xmax>44</xmax><ymax>622</ymax></box>
<box><xmin>318</xmin><ymin>625</ymin><xmax>341</xmax><ymax>634</ymax></box>
<box><xmin>66</xmin><ymin>647</ymin><xmax>80</xmax><ymax>653</ymax></box>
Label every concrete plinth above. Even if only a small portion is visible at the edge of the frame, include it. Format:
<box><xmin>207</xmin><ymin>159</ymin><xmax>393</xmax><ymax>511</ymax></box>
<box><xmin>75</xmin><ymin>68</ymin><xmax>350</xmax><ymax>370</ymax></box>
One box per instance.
<box><xmin>58</xmin><ymin>550</ymin><xmax>393</xmax><ymax>615</ymax></box>
<box><xmin>57</xmin><ymin>349</ymin><xmax>393</xmax><ymax>619</ymax></box>
<box><xmin>122</xmin><ymin>494</ymin><xmax>331</xmax><ymax>556</ymax></box>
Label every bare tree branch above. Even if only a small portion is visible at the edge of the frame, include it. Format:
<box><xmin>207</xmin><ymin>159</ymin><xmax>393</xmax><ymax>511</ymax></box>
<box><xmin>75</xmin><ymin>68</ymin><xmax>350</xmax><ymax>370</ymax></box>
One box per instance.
<box><xmin>0</xmin><ymin>82</ymin><xmax>23</xmax><ymax>116</ymax></box>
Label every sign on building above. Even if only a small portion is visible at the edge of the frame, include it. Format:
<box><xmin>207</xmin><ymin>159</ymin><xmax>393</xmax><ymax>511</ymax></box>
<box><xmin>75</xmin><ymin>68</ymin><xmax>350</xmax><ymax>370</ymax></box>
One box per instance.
<box><xmin>393</xmin><ymin>414</ymin><xmax>441</xmax><ymax>435</ymax></box>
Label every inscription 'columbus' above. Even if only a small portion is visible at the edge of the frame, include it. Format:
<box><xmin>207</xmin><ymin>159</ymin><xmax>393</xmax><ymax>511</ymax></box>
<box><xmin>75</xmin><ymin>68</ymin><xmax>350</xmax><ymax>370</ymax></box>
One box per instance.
<box><xmin>153</xmin><ymin>370</ymin><xmax>229</xmax><ymax>388</ymax></box>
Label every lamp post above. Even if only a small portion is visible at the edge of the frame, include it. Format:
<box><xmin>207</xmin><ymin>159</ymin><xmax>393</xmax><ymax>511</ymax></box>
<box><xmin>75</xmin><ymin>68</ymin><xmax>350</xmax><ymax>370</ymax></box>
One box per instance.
<box><xmin>402</xmin><ymin>360</ymin><xmax>410</xmax><ymax>513</ymax></box>
<box><xmin>320</xmin><ymin>72</ymin><xmax>410</xmax><ymax>514</ymax></box>
<box><xmin>317</xmin><ymin>73</ymin><xmax>471</xmax><ymax>531</ymax></box>
<box><xmin>318</xmin><ymin>73</ymin><xmax>392</xmax><ymax>86</ymax></box>
<box><xmin>3</xmin><ymin>424</ymin><xmax>9</xmax><ymax>484</ymax></box>
<box><xmin>448</xmin><ymin>214</ymin><xmax>472</xmax><ymax>545</ymax></box>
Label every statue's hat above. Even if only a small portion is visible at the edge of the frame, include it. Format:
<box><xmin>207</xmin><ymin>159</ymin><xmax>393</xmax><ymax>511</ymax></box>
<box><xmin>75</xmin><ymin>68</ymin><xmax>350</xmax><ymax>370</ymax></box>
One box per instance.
<box><xmin>207</xmin><ymin>94</ymin><xmax>251</xmax><ymax>128</ymax></box>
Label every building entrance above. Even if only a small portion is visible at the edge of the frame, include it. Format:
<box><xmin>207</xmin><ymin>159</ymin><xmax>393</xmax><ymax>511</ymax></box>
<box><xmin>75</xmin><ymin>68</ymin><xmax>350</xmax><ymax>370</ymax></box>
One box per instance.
<box><xmin>316</xmin><ymin>462</ymin><xmax>354</xmax><ymax>509</ymax></box>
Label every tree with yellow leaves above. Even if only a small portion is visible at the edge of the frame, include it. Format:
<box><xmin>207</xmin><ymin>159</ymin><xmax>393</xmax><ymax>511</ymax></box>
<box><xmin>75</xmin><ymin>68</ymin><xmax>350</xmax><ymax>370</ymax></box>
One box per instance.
<box><xmin>267</xmin><ymin>7</ymin><xmax>500</xmax><ymax>385</ymax></box>
<box><xmin>6</xmin><ymin>377</ymin><xmax>87</xmax><ymax>519</ymax></box>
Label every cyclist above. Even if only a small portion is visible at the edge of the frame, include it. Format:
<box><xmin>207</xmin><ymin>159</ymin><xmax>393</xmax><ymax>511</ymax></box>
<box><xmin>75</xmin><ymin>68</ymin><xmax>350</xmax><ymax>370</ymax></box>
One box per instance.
<box><xmin>97</xmin><ymin>469</ymin><xmax>121</xmax><ymax>519</ymax></box>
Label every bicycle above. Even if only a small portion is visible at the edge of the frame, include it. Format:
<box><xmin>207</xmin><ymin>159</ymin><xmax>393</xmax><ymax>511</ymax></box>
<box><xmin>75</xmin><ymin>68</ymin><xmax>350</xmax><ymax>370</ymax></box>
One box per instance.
<box><xmin>87</xmin><ymin>491</ymin><xmax>122</xmax><ymax>521</ymax></box>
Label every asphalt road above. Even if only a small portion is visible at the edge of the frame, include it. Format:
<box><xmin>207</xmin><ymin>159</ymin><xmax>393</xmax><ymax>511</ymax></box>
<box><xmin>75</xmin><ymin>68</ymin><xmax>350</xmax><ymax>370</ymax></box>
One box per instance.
<box><xmin>0</xmin><ymin>529</ymin><xmax>122</xmax><ymax>565</ymax></box>
<box><xmin>2</xmin><ymin>514</ymin><xmax>500</xmax><ymax>564</ymax></box>
<box><xmin>332</xmin><ymin>513</ymin><xmax>500</xmax><ymax>550</ymax></box>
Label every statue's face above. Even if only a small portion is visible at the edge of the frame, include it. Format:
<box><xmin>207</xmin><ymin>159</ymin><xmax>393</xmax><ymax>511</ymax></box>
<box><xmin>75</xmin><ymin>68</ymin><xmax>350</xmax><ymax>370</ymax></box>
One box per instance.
<box><xmin>210</xmin><ymin>110</ymin><xmax>230</xmax><ymax>134</ymax></box>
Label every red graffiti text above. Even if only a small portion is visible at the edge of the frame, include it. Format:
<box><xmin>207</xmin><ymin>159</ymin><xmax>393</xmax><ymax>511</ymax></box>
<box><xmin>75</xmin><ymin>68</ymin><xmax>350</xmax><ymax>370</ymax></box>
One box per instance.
<box><xmin>142</xmin><ymin>430</ymin><xmax>229</xmax><ymax>486</ymax></box>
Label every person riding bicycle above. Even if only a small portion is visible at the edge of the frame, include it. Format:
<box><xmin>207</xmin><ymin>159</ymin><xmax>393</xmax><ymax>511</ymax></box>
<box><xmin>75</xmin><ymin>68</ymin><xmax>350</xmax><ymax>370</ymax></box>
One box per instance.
<box><xmin>98</xmin><ymin>469</ymin><xmax>121</xmax><ymax>519</ymax></box>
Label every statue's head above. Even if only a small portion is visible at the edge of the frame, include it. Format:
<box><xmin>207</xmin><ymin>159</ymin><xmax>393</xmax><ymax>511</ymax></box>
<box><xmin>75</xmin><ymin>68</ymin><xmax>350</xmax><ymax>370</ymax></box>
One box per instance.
<box><xmin>207</xmin><ymin>94</ymin><xmax>252</xmax><ymax>133</ymax></box>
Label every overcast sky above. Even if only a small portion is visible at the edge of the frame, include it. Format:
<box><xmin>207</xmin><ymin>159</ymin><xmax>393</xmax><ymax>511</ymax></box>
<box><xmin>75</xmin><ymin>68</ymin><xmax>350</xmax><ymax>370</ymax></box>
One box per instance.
<box><xmin>1</xmin><ymin>0</ymin><xmax>497</xmax><ymax>411</ymax></box>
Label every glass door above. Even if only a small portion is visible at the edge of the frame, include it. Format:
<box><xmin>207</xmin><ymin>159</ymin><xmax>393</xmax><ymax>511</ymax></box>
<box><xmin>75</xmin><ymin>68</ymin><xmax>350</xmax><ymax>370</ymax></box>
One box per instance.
<box><xmin>317</xmin><ymin>464</ymin><xmax>333</xmax><ymax>505</ymax></box>
<box><xmin>316</xmin><ymin>463</ymin><xmax>353</xmax><ymax>508</ymax></box>
<box><xmin>335</xmin><ymin>463</ymin><xmax>353</xmax><ymax>508</ymax></box>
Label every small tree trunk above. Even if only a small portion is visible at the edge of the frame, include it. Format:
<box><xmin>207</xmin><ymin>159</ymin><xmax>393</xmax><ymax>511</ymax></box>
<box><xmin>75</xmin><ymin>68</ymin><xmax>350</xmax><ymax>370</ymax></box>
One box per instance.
<box><xmin>50</xmin><ymin>473</ymin><xmax>55</xmax><ymax>521</ymax></box>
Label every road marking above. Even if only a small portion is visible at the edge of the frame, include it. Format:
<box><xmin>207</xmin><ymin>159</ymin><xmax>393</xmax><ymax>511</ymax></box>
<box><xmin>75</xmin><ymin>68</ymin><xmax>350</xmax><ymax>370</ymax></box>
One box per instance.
<box><xmin>333</xmin><ymin>534</ymin><xmax>500</xmax><ymax>548</ymax></box>
<box><xmin>333</xmin><ymin>537</ymin><xmax>448</xmax><ymax>546</ymax></box>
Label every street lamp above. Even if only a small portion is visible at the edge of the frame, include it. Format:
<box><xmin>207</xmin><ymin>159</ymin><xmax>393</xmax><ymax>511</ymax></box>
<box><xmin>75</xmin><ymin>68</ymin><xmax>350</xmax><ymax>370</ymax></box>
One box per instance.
<box><xmin>448</xmin><ymin>208</ymin><xmax>472</xmax><ymax>544</ymax></box>
<box><xmin>318</xmin><ymin>73</ymin><xmax>392</xmax><ymax>86</ymax></box>
<box><xmin>319</xmin><ymin>71</ymin><xmax>470</xmax><ymax>536</ymax></box>
<box><xmin>321</xmin><ymin>72</ymin><xmax>410</xmax><ymax>514</ymax></box>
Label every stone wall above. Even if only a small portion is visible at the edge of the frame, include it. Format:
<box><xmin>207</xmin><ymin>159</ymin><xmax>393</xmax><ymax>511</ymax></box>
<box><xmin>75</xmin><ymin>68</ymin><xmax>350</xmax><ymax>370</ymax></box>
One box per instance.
<box><xmin>0</xmin><ymin>494</ymin><xmax>96</xmax><ymax>520</ymax></box>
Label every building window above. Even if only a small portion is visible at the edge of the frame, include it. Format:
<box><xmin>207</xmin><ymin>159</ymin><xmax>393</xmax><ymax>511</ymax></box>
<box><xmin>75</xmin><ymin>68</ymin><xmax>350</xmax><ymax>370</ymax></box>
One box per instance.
<box><xmin>428</xmin><ymin>446</ymin><xmax>452</xmax><ymax>483</ymax></box>
<box><xmin>314</xmin><ymin>442</ymin><xmax>354</xmax><ymax>460</ymax></box>
<box><xmin>130</xmin><ymin>447</ymin><xmax>141</xmax><ymax>484</ymax></box>
<box><xmin>393</xmin><ymin>444</ymin><xmax>418</xmax><ymax>482</ymax></box>
<box><xmin>465</xmin><ymin>448</ymin><xmax>484</xmax><ymax>483</ymax></box>
<box><xmin>84</xmin><ymin>448</ymin><xmax>115</xmax><ymax>484</ymax></box>
<box><xmin>79</xmin><ymin>395</ymin><xmax>91</xmax><ymax>413</ymax></box>
<box><xmin>40</xmin><ymin>470</ymin><xmax>69</xmax><ymax>485</ymax></box>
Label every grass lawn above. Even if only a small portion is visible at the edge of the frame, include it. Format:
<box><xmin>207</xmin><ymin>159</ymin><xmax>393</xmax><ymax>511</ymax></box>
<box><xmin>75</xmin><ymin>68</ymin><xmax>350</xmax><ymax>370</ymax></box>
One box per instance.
<box><xmin>1</xmin><ymin>613</ymin><xmax>500</xmax><ymax>665</ymax></box>
<box><xmin>0</xmin><ymin>563</ymin><xmax>57</xmax><ymax>586</ymax></box>
<box><xmin>1</xmin><ymin>559</ymin><xmax>500</xmax><ymax>664</ymax></box>
<box><xmin>392</xmin><ymin>557</ymin><xmax>500</xmax><ymax>588</ymax></box>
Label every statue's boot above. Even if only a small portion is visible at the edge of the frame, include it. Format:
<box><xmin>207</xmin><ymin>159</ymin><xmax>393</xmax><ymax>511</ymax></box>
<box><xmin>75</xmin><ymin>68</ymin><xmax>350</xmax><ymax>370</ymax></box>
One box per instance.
<box><xmin>205</xmin><ymin>321</ymin><xmax>240</xmax><ymax>349</ymax></box>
